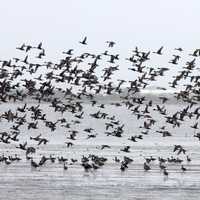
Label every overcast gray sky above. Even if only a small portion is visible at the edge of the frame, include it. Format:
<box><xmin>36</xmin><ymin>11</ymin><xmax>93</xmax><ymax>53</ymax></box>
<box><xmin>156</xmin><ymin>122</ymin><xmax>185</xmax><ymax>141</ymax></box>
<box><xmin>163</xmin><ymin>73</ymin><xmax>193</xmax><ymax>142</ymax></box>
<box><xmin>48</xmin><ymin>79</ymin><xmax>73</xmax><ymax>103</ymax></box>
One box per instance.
<box><xmin>0</xmin><ymin>0</ymin><xmax>199</xmax><ymax>89</ymax></box>
<box><xmin>0</xmin><ymin>0</ymin><xmax>199</xmax><ymax>56</ymax></box>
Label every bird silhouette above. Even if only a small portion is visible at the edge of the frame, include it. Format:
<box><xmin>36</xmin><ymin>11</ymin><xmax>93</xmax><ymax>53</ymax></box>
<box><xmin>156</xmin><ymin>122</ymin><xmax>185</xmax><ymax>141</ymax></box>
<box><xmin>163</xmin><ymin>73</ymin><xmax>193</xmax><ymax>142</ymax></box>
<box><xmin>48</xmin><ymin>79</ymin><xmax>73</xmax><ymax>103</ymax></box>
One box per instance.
<box><xmin>79</xmin><ymin>37</ymin><xmax>87</xmax><ymax>45</ymax></box>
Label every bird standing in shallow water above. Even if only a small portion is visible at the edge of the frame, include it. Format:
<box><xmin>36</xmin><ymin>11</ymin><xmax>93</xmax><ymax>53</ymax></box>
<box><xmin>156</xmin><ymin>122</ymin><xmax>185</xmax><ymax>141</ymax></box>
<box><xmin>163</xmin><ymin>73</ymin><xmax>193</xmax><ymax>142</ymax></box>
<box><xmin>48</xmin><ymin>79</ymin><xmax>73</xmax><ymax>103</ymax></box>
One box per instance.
<box><xmin>163</xmin><ymin>169</ymin><xmax>169</xmax><ymax>176</ymax></box>
<box><xmin>144</xmin><ymin>162</ymin><xmax>151</xmax><ymax>171</ymax></box>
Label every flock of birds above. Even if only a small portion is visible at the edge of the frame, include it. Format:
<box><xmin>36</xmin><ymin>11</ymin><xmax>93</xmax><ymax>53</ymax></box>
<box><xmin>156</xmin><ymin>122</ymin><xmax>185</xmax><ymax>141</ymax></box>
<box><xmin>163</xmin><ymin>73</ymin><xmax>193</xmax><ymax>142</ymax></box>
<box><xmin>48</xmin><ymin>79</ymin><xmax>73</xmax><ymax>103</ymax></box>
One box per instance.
<box><xmin>0</xmin><ymin>37</ymin><xmax>200</xmax><ymax>178</ymax></box>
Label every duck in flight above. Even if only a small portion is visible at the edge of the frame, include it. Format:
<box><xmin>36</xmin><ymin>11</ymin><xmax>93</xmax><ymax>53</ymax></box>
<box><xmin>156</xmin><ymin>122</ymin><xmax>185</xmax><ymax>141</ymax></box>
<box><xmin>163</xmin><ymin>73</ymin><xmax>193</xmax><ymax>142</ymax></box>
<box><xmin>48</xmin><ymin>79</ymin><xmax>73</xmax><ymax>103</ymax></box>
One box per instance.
<box><xmin>106</xmin><ymin>41</ymin><xmax>116</xmax><ymax>48</ymax></box>
<box><xmin>79</xmin><ymin>36</ymin><xmax>87</xmax><ymax>45</ymax></box>
<box><xmin>153</xmin><ymin>46</ymin><xmax>164</xmax><ymax>55</ymax></box>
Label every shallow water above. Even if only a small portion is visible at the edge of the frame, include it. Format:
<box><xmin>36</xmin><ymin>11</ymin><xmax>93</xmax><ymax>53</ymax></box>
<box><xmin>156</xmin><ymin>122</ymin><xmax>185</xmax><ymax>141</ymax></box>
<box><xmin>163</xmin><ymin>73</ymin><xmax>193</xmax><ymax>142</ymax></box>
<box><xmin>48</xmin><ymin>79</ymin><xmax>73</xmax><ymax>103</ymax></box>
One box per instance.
<box><xmin>0</xmin><ymin>102</ymin><xmax>199</xmax><ymax>200</ymax></box>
